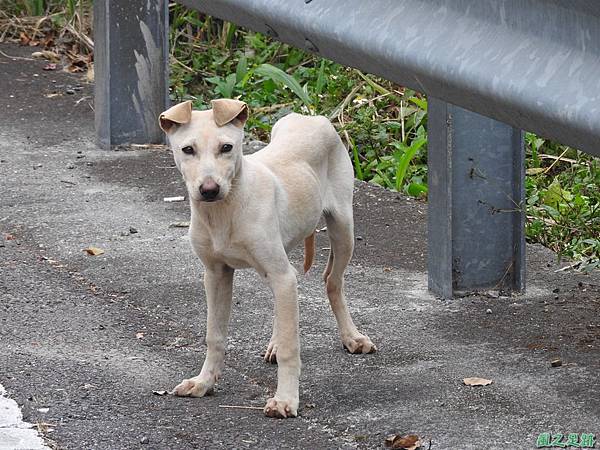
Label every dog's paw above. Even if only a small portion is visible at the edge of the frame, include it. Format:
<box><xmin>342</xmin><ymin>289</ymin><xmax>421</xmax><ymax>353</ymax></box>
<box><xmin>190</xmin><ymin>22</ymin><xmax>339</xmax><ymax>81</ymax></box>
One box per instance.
<box><xmin>264</xmin><ymin>396</ymin><xmax>298</xmax><ymax>419</ymax></box>
<box><xmin>171</xmin><ymin>377</ymin><xmax>214</xmax><ymax>397</ymax></box>
<box><xmin>263</xmin><ymin>341</ymin><xmax>278</xmax><ymax>364</ymax></box>
<box><xmin>342</xmin><ymin>333</ymin><xmax>377</xmax><ymax>354</ymax></box>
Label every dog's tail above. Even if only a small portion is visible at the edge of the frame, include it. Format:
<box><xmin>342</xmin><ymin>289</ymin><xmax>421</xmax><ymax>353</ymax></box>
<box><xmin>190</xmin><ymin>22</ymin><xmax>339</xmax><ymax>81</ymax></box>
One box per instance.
<box><xmin>303</xmin><ymin>230</ymin><xmax>316</xmax><ymax>273</ymax></box>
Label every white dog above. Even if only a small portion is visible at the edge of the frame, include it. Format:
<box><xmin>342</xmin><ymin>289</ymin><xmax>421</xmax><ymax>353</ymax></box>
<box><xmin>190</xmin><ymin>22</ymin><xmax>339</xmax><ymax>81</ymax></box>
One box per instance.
<box><xmin>159</xmin><ymin>99</ymin><xmax>376</xmax><ymax>418</ymax></box>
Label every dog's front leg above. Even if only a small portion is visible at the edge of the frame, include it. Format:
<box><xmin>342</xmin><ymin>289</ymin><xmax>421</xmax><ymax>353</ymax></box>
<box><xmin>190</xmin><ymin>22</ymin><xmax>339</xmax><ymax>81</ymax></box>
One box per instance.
<box><xmin>263</xmin><ymin>265</ymin><xmax>300</xmax><ymax>418</ymax></box>
<box><xmin>173</xmin><ymin>264</ymin><xmax>233</xmax><ymax>397</ymax></box>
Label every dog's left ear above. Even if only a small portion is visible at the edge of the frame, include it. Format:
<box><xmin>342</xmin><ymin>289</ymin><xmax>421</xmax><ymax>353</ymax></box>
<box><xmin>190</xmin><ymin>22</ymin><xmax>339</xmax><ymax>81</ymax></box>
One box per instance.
<box><xmin>159</xmin><ymin>100</ymin><xmax>192</xmax><ymax>133</ymax></box>
<box><xmin>211</xmin><ymin>99</ymin><xmax>249</xmax><ymax>128</ymax></box>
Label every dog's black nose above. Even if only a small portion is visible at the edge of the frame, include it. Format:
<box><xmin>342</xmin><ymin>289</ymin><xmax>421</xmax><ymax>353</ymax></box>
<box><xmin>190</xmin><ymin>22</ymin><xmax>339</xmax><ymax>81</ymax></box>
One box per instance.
<box><xmin>200</xmin><ymin>180</ymin><xmax>220</xmax><ymax>201</ymax></box>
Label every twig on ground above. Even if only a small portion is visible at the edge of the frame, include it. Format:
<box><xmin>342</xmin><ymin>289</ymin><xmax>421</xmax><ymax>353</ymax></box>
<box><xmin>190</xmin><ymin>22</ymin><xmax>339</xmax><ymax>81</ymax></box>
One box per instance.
<box><xmin>0</xmin><ymin>49</ymin><xmax>35</xmax><ymax>60</ymax></box>
<box><xmin>218</xmin><ymin>404</ymin><xmax>264</xmax><ymax>411</ymax></box>
<box><xmin>64</xmin><ymin>22</ymin><xmax>94</xmax><ymax>50</ymax></box>
<box><xmin>538</xmin><ymin>153</ymin><xmax>577</xmax><ymax>164</ymax></box>
<box><xmin>543</xmin><ymin>147</ymin><xmax>571</xmax><ymax>174</ymax></box>
<box><xmin>328</xmin><ymin>81</ymin><xmax>364</xmax><ymax>121</ymax></box>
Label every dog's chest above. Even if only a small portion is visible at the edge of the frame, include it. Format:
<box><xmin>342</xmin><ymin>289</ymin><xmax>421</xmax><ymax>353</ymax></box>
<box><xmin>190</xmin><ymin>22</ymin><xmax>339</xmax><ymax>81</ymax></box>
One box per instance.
<box><xmin>190</xmin><ymin>225</ymin><xmax>251</xmax><ymax>269</ymax></box>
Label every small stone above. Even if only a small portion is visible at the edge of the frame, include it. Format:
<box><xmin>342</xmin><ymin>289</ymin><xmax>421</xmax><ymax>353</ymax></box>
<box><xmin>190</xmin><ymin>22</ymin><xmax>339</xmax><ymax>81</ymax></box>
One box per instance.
<box><xmin>486</xmin><ymin>309</ymin><xmax>492</xmax><ymax>314</ymax></box>
<box><xmin>140</xmin><ymin>436</ymin><xmax>149</xmax><ymax>444</ymax></box>
<box><xmin>86</xmin><ymin>162</ymin><xmax>93</xmax><ymax>166</ymax></box>
<box><xmin>129</xmin><ymin>226</ymin><xmax>138</xmax><ymax>234</ymax></box>
<box><xmin>67</xmin><ymin>164</ymin><xmax>75</xmax><ymax>169</ymax></box>
<box><xmin>552</xmin><ymin>287</ymin><xmax>560</xmax><ymax>293</ymax></box>
<box><xmin>65</xmin><ymin>88</ymin><xmax>75</xmax><ymax>95</ymax></box>
<box><xmin>551</xmin><ymin>359</ymin><xmax>562</xmax><ymax>367</ymax></box>
<box><xmin>356</xmin><ymin>236</ymin><xmax>363</xmax><ymax>241</ymax></box>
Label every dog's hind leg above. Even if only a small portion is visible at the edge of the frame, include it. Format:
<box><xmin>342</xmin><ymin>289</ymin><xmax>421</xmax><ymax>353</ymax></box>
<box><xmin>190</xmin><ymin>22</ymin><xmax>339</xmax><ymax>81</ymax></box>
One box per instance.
<box><xmin>324</xmin><ymin>208</ymin><xmax>376</xmax><ymax>354</ymax></box>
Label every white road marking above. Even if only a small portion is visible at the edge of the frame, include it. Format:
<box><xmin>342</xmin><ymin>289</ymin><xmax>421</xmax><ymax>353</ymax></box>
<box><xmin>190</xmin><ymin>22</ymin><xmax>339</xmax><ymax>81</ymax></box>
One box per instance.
<box><xmin>0</xmin><ymin>384</ymin><xmax>49</xmax><ymax>450</ymax></box>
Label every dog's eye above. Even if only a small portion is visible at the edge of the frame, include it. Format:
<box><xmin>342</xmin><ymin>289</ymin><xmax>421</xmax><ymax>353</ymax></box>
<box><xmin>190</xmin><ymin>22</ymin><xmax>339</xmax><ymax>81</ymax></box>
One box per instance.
<box><xmin>221</xmin><ymin>144</ymin><xmax>233</xmax><ymax>153</ymax></box>
<box><xmin>181</xmin><ymin>146</ymin><xmax>194</xmax><ymax>155</ymax></box>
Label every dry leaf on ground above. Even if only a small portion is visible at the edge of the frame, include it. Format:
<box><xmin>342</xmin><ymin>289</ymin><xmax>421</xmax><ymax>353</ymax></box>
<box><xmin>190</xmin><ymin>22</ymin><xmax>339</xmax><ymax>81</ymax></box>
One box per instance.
<box><xmin>31</xmin><ymin>50</ymin><xmax>60</xmax><ymax>62</ymax></box>
<box><xmin>463</xmin><ymin>377</ymin><xmax>493</xmax><ymax>386</ymax></box>
<box><xmin>84</xmin><ymin>246</ymin><xmax>104</xmax><ymax>256</ymax></box>
<box><xmin>384</xmin><ymin>434</ymin><xmax>422</xmax><ymax>449</ymax></box>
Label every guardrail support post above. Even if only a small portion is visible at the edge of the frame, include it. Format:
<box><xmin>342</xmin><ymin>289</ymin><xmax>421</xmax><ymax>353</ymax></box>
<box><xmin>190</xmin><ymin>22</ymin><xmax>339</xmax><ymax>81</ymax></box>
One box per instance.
<box><xmin>427</xmin><ymin>98</ymin><xmax>526</xmax><ymax>298</ymax></box>
<box><xmin>93</xmin><ymin>0</ymin><xmax>169</xmax><ymax>149</ymax></box>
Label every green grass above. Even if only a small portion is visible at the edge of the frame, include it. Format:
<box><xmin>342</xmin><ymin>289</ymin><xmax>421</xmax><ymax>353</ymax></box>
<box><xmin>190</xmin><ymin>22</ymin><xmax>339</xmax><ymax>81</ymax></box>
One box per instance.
<box><xmin>169</xmin><ymin>6</ymin><xmax>429</xmax><ymax>198</ymax></box>
<box><xmin>524</xmin><ymin>137</ymin><xmax>599</xmax><ymax>271</ymax></box>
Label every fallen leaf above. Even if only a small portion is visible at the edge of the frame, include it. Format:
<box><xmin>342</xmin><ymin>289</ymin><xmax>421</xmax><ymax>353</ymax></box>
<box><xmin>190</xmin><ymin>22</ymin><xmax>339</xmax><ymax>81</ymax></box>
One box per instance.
<box><xmin>66</xmin><ymin>63</ymin><xmax>85</xmax><ymax>73</ymax></box>
<box><xmin>3</xmin><ymin>233</ymin><xmax>16</xmax><ymax>241</ymax></box>
<box><xmin>31</xmin><ymin>50</ymin><xmax>60</xmax><ymax>62</ymax></box>
<box><xmin>84</xmin><ymin>246</ymin><xmax>104</xmax><ymax>256</ymax></box>
<box><xmin>40</xmin><ymin>34</ymin><xmax>55</xmax><ymax>48</ymax></box>
<box><xmin>136</xmin><ymin>332</ymin><xmax>145</xmax><ymax>339</ymax></box>
<box><xmin>463</xmin><ymin>377</ymin><xmax>493</xmax><ymax>386</ymax></box>
<box><xmin>86</xmin><ymin>64</ymin><xmax>94</xmax><ymax>83</ymax></box>
<box><xmin>152</xmin><ymin>390</ymin><xmax>169</xmax><ymax>396</ymax></box>
<box><xmin>526</xmin><ymin>167</ymin><xmax>546</xmax><ymax>175</ymax></box>
<box><xmin>19</xmin><ymin>32</ymin><xmax>31</xmax><ymax>45</ymax></box>
<box><xmin>385</xmin><ymin>434</ymin><xmax>422</xmax><ymax>449</ymax></box>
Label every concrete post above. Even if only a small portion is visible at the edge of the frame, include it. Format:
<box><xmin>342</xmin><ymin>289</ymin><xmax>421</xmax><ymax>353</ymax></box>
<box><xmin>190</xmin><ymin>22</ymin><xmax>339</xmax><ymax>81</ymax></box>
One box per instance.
<box><xmin>427</xmin><ymin>98</ymin><xmax>526</xmax><ymax>298</ymax></box>
<box><xmin>93</xmin><ymin>0</ymin><xmax>169</xmax><ymax>149</ymax></box>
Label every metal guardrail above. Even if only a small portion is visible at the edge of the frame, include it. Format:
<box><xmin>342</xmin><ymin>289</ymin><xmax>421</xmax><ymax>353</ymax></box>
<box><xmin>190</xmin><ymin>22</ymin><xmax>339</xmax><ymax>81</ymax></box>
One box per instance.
<box><xmin>93</xmin><ymin>0</ymin><xmax>599</xmax><ymax>297</ymax></box>
<box><xmin>177</xmin><ymin>0</ymin><xmax>600</xmax><ymax>158</ymax></box>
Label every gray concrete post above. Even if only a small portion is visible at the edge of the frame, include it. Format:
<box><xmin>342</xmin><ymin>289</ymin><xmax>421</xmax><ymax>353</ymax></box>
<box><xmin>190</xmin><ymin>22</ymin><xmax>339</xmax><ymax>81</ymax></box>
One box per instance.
<box><xmin>427</xmin><ymin>98</ymin><xmax>526</xmax><ymax>298</ymax></box>
<box><xmin>93</xmin><ymin>0</ymin><xmax>169</xmax><ymax>149</ymax></box>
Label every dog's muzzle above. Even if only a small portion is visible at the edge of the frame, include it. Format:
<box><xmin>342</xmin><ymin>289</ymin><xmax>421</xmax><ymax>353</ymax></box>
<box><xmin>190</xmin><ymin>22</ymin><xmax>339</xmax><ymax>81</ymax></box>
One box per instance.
<box><xmin>199</xmin><ymin>179</ymin><xmax>220</xmax><ymax>202</ymax></box>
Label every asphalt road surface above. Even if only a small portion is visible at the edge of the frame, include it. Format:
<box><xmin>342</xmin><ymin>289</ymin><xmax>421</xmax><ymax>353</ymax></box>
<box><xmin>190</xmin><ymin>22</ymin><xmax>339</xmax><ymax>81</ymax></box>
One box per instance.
<box><xmin>1</xmin><ymin>43</ymin><xmax>599</xmax><ymax>449</ymax></box>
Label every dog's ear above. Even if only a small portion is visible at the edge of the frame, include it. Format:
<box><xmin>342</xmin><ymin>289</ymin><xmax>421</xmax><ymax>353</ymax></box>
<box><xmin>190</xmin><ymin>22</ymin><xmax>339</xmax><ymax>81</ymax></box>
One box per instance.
<box><xmin>210</xmin><ymin>99</ymin><xmax>248</xmax><ymax>128</ymax></box>
<box><xmin>159</xmin><ymin>101</ymin><xmax>192</xmax><ymax>133</ymax></box>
